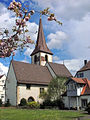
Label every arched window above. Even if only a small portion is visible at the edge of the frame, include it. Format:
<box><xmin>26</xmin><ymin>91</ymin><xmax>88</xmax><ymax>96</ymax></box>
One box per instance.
<box><xmin>45</xmin><ymin>55</ymin><xmax>48</xmax><ymax>62</ymax></box>
<box><xmin>28</xmin><ymin>97</ymin><xmax>35</xmax><ymax>102</ymax></box>
<box><xmin>34</xmin><ymin>55</ymin><xmax>37</xmax><ymax>64</ymax></box>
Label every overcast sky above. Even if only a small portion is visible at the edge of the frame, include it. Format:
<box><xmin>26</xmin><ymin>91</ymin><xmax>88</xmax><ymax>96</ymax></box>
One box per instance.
<box><xmin>0</xmin><ymin>0</ymin><xmax>90</xmax><ymax>76</ymax></box>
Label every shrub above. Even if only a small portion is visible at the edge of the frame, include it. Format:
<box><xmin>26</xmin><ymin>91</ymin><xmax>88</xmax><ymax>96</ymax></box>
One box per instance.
<box><xmin>86</xmin><ymin>102</ymin><xmax>90</xmax><ymax>114</ymax></box>
<box><xmin>54</xmin><ymin>99</ymin><xmax>65</xmax><ymax>109</ymax></box>
<box><xmin>5</xmin><ymin>99</ymin><xmax>11</xmax><ymax>107</ymax></box>
<box><xmin>19</xmin><ymin>98</ymin><xmax>27</xmax><ymax>106</ymax></box>
<box><xmin>40</xmin><ymin>99</ymin><xmax>65</xmax><ymax>109</ymax></box>
<box><xmin>0</xmin><ymin>99</ymin><xmax>2</xmax><ymax>107</ymax></box>
<box><xmin>27</xmin><ymin>101</ymin><xmax>40</xmax><ymax>109</ymax></box>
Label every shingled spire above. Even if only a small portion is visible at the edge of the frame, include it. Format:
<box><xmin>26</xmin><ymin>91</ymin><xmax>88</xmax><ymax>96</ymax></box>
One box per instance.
<box><xmin>31</xmin><ymin>18</ymin><xmax>53</xmax><ymax>56</ymax></box>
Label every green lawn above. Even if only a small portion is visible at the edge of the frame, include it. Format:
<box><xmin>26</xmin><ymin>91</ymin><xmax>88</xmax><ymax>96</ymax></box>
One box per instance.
<box><xmin>0</xmin><ymin>108</ymin><xmax>86</xmax><ymax>120</ymax></box>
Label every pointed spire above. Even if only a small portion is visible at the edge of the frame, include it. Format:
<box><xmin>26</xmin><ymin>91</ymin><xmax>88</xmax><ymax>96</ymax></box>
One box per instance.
<box><xmin>31</xmin><ymin>18</ymin><xmax>53</xmax><ymax>56</ymax></box>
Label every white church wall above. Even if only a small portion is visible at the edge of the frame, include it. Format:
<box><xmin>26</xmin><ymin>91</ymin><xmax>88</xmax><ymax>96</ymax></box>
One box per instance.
<box><xmin>17</xmin><ymin>84</ymin><xmax>47</xmax><ymax>104</ymax></box>
<box><xmin>31</xmin><ymin>52</ymin><xmax>52</xmax><ymax>66</ymax></box>
<box><xmin>40</xmin><ymin>52</ymin><xmax>52</xmax><ymax>66</ymax></box>
<box><xmin>6</xmin><ymin>63</ymin><xmax>17</xmax><ymax>106</ymax></box>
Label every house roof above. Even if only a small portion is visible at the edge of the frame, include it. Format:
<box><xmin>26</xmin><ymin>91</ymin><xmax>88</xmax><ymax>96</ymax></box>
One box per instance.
<box><xmin>77</xmin><ymin>61</ymin><xmax>90</xmax><ymax>72</ymax></box>
<box><xmin>31</xmin><ymin>18</ymin><xmax>53</xmax><ymax>56</ymax></box>
<box><xmin>71</xmin><ymin>77</ymin><xmax>86</xmax><ymax>84</ymax></box>
<box><xmin>12</xmin><ymin>60</ymin><xmax>53</xmax><ymax>85</ymax></box>
<box><xmin>48</xmin><ymin>62</ymin><xmax>72</xmax><ymax>77</ymax></box>
<box><xmin>81</xmin><ymin>78</ymin><xmax>90</xmax><ymax>95</ymax></box>
<box><xmin>67</xmin><ymin>77</ymin><xmax>90</xmax><ymax>96</ymax></box>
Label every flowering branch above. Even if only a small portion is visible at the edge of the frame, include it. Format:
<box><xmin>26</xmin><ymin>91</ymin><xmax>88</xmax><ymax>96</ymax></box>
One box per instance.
<box><xmin>0</xmin><ymin>0</ymin><xmax>62</xmax><ymax>58</ymax></box>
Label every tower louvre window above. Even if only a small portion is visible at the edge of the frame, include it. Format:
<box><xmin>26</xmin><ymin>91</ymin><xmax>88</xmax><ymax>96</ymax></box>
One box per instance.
<box><xmin>34</xmin><ymin>55</ymin><xmax>37</xmax><ymax>64</ymax></box>
<box><xmin>45</xmin><ymin>55</ymin><xmax>48</xmax><ymax>62</ymax></box>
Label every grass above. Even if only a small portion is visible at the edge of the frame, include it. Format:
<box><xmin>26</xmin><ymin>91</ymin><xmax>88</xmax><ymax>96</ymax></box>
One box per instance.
<box><xmin>0</xmin><ymin>108</ymin><xmax>86</xmax><ymax>120</ymax></box>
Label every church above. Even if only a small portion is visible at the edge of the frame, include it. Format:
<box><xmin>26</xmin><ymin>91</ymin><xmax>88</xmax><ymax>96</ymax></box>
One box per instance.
<box><xmin>5</xmin><ymin>18</ymin><xmax>72</xmax><ymax>106</ymax></box>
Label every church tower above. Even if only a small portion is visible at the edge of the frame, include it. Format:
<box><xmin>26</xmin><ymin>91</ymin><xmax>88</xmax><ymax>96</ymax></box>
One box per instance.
<box><xmin>30</xmin><ymin>18</ymin><xmax>53</xmax><ymax>66</ymax></box>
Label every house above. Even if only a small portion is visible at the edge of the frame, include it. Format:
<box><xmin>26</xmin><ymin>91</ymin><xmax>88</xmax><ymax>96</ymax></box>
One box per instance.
<box><xmin>6</xmin><ymin>18</ymin><xmax>72</xmax><ymax>106</ymax></box>
<box><xmin>63</xmin><ymin>77</ymin><xmax>90</xmax><ymax>110</ymax></box>
<box><xmin>0</xmin><ymin>74</ymin><xmax>6</xmax><ymax>103</ymax></box>
<box><xmin>75</xmin><ymin>60</ymin><xmax>90</xmax><ymax>80</ymax></box>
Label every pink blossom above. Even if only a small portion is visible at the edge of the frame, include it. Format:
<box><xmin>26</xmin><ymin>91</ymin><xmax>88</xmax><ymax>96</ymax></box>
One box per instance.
<box><xmin>30</xmin><ymin>10</ymin><xmax>35</xmax><ymax>15</ymax></box>
<box><xmin>25</xmin><ymin>16</ymin><xmax>29</xmax><ymax>21</ymax></box>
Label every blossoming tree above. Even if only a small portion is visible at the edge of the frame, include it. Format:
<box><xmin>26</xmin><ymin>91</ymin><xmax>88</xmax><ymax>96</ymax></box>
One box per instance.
<box><xmin>0</xmin><ymin>0</ymin><xmax>62</xmax><ymax>58</ymax></box>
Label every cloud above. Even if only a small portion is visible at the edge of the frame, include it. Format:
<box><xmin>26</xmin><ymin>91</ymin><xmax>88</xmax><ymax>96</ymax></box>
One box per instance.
<box><xmin>24</xmin><ymin>47</ymin><xmax>34</xmax><ymax>57</ymax></box>
<box><xmin>67</xmin><ymin>14</ymin><xmax>90</xmax><ymax>59</ymax></box>
<box><xmin>21</xmin><ymin>59</ymin><xmax>29</xmax><ymax>63</ymax></box>
<box><xmin>31</xmin><ymin>0</ymin><xmax>90</xmax><ymax>20</ymax></box>
<box><xmin>53</xmin><ymin>56</ymin><xmax>60</xmax><ymax>61</ymax></box>
<box><xmin>47</xmin><ymin>31</ymin><xmax>68</xmax><ymax>49</ymax></box>
<box><xmin>0</xmin><ymin>62</ymin><xmax>8</xmax><ymax>75</ymax></box>
<box><xmin>55</xmin><ymin>59</ymin><xmax>84</xmax><ymax>76</ymax></box>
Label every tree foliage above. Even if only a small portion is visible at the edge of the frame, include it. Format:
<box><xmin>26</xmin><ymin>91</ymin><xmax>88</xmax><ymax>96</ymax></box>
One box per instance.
<box><xmin>47</xmin><ymin>77</ymin><xmax>67</xmax><ymax>101</ymax></box>
<box><xmin>0</xmin><ymin>0</ymin><xmax>62</xmax><ymax>58</ymax></box>
<box><xmin>40</xmin><ymin>77</ymin><xmax>67</xmax><ymax>101</ymax></box>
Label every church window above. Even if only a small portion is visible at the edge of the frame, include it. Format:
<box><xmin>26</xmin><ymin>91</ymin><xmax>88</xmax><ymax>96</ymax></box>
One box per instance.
<box><xmin>40</xmin><ymin>88</ymin><xmax>44</xmax><ymax>94</ymax></box>
<box><xmin>28</xmin><ymin>97</ymin><xmax>34</xmax><ymax>102</ymax></box>
<box><xmin>34</xmin><ymin>55</ymin><xmax>37</xmax><ymax>64</ymax></box>
<box><xmin>45</xmin><ymin>55</ymin><xmax>48</xmax><ymax>62</ymax></box>
<box><xmin>26</xmin><ymin>84</ymin><xmax>31</xmax><ymax>89</ymax></box>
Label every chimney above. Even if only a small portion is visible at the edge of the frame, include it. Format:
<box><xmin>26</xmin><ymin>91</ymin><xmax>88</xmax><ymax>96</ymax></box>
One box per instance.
<box><xmin>84</xmin><ymin>60</ymin><xmax>87</xmax><ymax>65</ymax></box>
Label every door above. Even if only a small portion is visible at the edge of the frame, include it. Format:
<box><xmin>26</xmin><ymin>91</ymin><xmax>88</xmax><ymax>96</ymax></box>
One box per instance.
<box><xmin>81</xmin><ymin>99</ymin><xmax>87</xmax><ymax>108</ymax></box>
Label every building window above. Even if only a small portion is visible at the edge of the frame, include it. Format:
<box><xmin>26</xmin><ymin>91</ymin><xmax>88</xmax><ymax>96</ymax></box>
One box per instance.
<box><xmin>1</xmin><ymin>95</ymin><xmax>4</xmax><ymax>98</ymax></box>
<box><xmin>77</xmin><ymin>73</ymin><xmax>84</xmax><ymax>78</ymax></box>
<box><xmin>40</xmin><ymin>88</ymin><xmax>44</xmax><ymax>94</ymax></box>
<box><xmin>3</xmin><ymin>86</ymin><xmax>5</xmax><ymax>90</ymax></box>
<box><xmin>26</xmin><ymin>84</ymin><xmax>31</xmax><ymax>90</ymax></box>
<box><xmin>34</xmin><ymin>55</ymin><xmax>37</xmax><ymax>64</ymax></box>
<box><xmin>45</xmin><ymin>55</ymin><xmax>48</xmax><ymax>62</ymax></box>
<box><xmin>2</xmin><ymin>80</ymin><xmax>4</xmax><ymax>83</ymax></box>
<box><xmin>81</xmin><ymin>99</ymin><xmax>87</xmax><ymax>108</ymax></box>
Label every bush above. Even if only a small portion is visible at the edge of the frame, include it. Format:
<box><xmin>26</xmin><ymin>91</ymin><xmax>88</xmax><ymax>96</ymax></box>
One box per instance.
<box><xmin>5</xmin><ymin>99</ymin><xmax>11</xmax><ymax>107</ymax></box>
<box><xmin>40</xmin><ymin>99</ymin><xmax>65</xmax><ymax>109</ymax></box>
<box><xmin>19</xmin><ymin>98</ymin><xmax>27</xmax><ymax>106</ymax></box>
<box><xmin>0</xmin><ymin>99</ymin><xmax>2</xmax><ymax>107</ymax></box>
<box><xmin>27</xmin><ymin>101</ymin><xmax>40</xmax><ymax>109</ymax></box>
<box><xmin>54</xmin><ymin>99</ymin><xmax>65</xmax><ymax>109</ymax></box>
<box><xmin>86</xmin><ymin>102</ymin><xmax>90</xmax><ymax>114</ymax></box>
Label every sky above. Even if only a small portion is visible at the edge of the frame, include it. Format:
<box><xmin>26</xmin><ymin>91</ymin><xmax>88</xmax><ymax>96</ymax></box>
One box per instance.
<box><xmin>0</xmin><ymin>0</ymin><xmax>90</xmax><ymax>76</ymax></box>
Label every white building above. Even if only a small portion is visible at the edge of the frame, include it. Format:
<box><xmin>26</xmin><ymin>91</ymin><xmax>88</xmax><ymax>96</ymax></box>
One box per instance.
<box><xmin>6</xmin><ymin>18</ymin><xmax>72</xmax><ymax>106</ymax></box>
<box><xmin>75</xmin><ymin>60</ymin><xmax>90</xmax><ymax>80</ymax></box>
<box><xmin>0</xmin><ymin>74</ymin><xmax>6</xmax><ymax>104</ymax></box>
<box><xmin>63</xmin><ymin>77</ymin><xmax>90</xmax><ymax>110</ymax></box>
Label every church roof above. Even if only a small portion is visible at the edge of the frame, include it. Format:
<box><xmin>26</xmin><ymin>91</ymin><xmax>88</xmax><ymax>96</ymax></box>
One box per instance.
<box><xmin>0</xmin><ymin>74</ymin><xmax>4</xmax><ymax>79</ymax></box>
<box><xmin>48</xmin><ymin>62</ymin><xmax>72</xmax><ymax>77</ymax></box>
<box><xmin>31</xmin><ymin>18</ymin><xmax>53</xmax><ymax>56</ymax></box>
<box><xmin>12</xmin><ymin>60</ymin><xmax>53</xmax><ymax>85</ymax></box>
<box><xmin>77</xmin><ymin>61</ymin><xmax>90</xmax><ymax>72</ymax></box>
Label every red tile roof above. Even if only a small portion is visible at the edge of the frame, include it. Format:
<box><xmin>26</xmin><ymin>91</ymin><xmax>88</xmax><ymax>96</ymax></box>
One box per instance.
<box><xmin>70</xmin><ymin>77</ymin><xmax>90</xmax><ymax>95</ymax></box>
<box><xmin>71</xmin><ymin>77</ymin><xmax>86</xmax><ymax>84</ymax></box>
<box><xmin>31</xmin><ymin>18</ymin><xmax>53</xmax><ymax>56</ymax></box>
<box><xmin>78</xmin><ymin>61</ymin><xmax>90</xmax><ymax>72</ymax></box>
